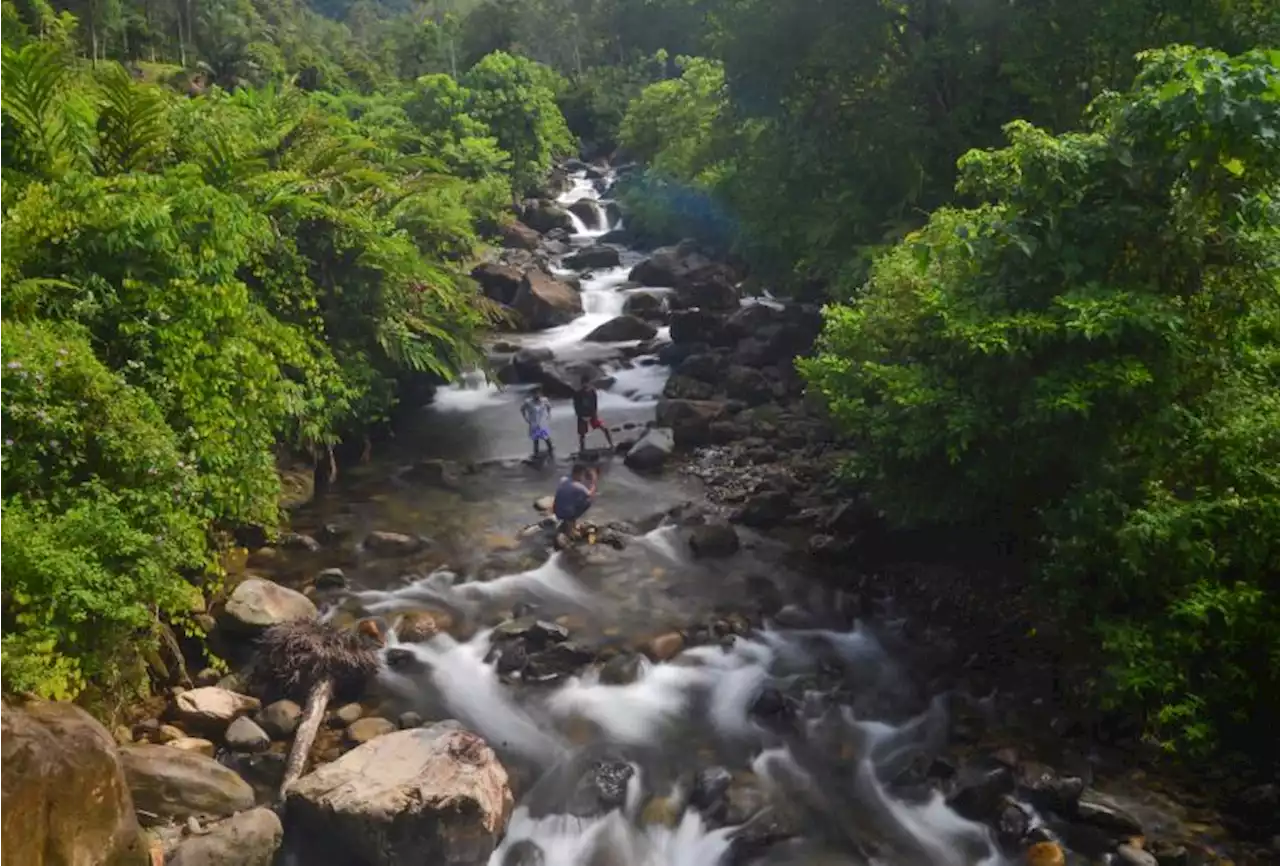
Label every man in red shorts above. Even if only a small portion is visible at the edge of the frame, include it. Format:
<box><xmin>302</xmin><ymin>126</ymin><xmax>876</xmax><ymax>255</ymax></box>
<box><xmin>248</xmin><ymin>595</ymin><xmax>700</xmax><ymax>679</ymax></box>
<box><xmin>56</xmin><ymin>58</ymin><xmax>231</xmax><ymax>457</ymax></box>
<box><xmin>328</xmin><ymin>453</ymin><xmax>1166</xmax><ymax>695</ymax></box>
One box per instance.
<box><xmin>572</xmin><ymin>375</ymin><xmax>614</xmax><ymax>454</ymax></box>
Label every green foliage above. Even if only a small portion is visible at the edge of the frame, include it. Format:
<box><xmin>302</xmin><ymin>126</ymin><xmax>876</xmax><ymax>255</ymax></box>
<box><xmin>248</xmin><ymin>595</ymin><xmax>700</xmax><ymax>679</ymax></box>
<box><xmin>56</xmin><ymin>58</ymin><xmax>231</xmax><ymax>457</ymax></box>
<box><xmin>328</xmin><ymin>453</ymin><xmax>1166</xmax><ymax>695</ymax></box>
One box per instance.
<box><xmin>802</xmin><ymin>48</ymin><xmax>1280</xmax><ymax>753</ymax></box>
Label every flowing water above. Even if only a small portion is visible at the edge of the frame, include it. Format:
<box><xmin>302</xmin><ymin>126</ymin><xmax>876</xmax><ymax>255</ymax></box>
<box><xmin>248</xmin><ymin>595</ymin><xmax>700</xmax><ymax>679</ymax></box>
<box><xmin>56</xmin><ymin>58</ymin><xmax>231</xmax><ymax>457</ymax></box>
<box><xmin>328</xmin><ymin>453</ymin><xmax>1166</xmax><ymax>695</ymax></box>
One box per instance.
<box><xmin>285</xmin><ymin>170</ymin><xmax>1020</xmax><ymax>866</ymax></box>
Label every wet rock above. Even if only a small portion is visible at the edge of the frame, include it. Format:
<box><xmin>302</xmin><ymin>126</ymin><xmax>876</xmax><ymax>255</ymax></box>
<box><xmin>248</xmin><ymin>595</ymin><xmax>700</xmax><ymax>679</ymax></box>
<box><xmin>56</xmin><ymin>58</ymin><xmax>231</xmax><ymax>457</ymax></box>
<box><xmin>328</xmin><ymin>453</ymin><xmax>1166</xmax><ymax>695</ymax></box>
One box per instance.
<box><xmin>280</xmin><ymin>532</ymin><xmax>321</xmax><ymax>552</ymax></box>
<box><xmin>396</xmin><ymin>610</ymin><xmax>453</xmax><ymax>642</ymax></box>
<box><xmin>567</xmin><ymin>760</ymin><xmax>635</xmax><ymax>816</ymax></box>
<box><xmin>807</xmin><ymin>533</ymin><xmax>856</xmax><ymax>562</ymax></box>
<box><xmin>363</xmin><ymin>530</ymin><xmax>425</xmax><ymax>557</ymax></box>
<box><xmin>1</xmin><ymin>700</ymin><xmax>150</xmax><ymax>866</ymax></box>
<box><xmin>501</xmin><ymin>221</ymin><xmax>541</xmax><ymax>251</ymax></box>
<box><xmin>525</xmin><ymin>641</ymin><xmax>595</xmax><ymax>682</ymax></box>
<box><xmin>491</xmin><ymin>616</ymin><xmax>569</xmax><ymax>649</ymax></box>
<box><xmin>584</xmin><ymin>314</ymin><xmax>657</xmax><ymax>342</ymax></box>
<box><xmin>656</xmin><ymin>398</ymin><xmax>729</xmax><ymax>447</ymax></box>
<box><xmin>998</xmin><ymin>801</ymin><xmax>1032</xmax><ymax>844</ymax></box>
<box><xmin>345</xmin><ymin>717</ymin><xmax>396</xmax><ymax>746</ymax></box>
<box><xmin>132</xmin><ymin>718</ymin><xmax>161</xmax><ymax>742</ymax></box>
<box><xmin>724</xmin><ymin>365</ymin><xmax>774</xmax><ymax>405</ymax></box>
<box><xmin>624</xmin><ymin>427</ymin><xmax>675</xmax><ymax>472</ymax></box>
<box><xmin>1019</xmin><ymin>762</ymin><xmax>1085</xmax><ymax>814</ymax></box>
<box><xmin>629</xmin><ymin>242</ymin><xmax>704</xmax><ymax>287</ymax></box>
<box><xmin>167</xmin><ymin>807</ymin><xmax>283</xmax><ymax>866</ymax></box>
<box><xmin>168</xmin><ymin>737</ymin><xmax>216</xmax><ymax>757</ymax></box>
<box><xmin>1117</xmin><ymin>845</ymin><xmax>1158</xmax><ymax>866</ymax></box>
<box><xmin>314</xmin><ymin>568</ymin><xmax>347</xmax><ymax>591</ymax></box>
<box><xmin>674</xmin><ymin>352</ymin><xmax>723</xmax><ymax>383</ymax></box>
<box><xmin>689</xmin><ymin>766</ymin><xmax>734</xmax><ymax>822</ymax></box>
<box><xmin>534</xmin><ymin>495</ymin><xmax>554</xmax><ymax>512</ymax></box>
<box><xmin>566</xmin><ymin>199</ymin><xmax>605</xmax><ymax>231</ymax></box>
<box><xmin>734</xmin><ymin>489</ymin><xmax>793</xmax><ymax>529</ymax></box>
<box><xmin>1075</xmin><ymin>789</ymin><xmax>1144</xmax><ymax>836</ymax></box>
<box><xmin>599</xmin><ymin>652</ymin><xmax>643</xmax><ymax>685</ymax></box>
<box><xmin>674</xmin><ymin>271</ymin><xmax>739</xmax><ymax>312</ymax></box>
<box><xmin>771</xmin><ymin>605</ymin><xmax>815</xmax><ymax>629</ymax></box>
<box><xmin>157</xmin><ymin>723</ymin><xmax>187</xmax><ymax>744</ymax></box>
<box><xmin>286</xmin><ymin>722</ymin><xmax>513</xmax><ymax>866</ymax></box>
<box><xmin>622</xmin><ymin>290</ymin><xmax>667</xmax><ymax>321</ymax></box>
<box><xmin>1025</xmin><ymin>841</ymin><xmax>1066</xmax><ymax>866</ymax></box>
<box><xmin>173</xmin><ymin>688</ymin><xmax>261</xmax><ymax>731</ymax></box>
<box><xmin>220</xmin><ymin>578</ymin><xmax>317</xmax><ymax>634</ymax></box>
<box><xmin>663</xmin><ymin>374</ymin><xmax>717</xmax><ymax>401</ymax></box>
<box><xmin>669</xmin><ymin>308</ymin><xmax>725</xmax><ymax>345</ymax></box>
<box><xmin>260</xmin><ymin>700</ymin><xmax>302</xmax><ymax>739</ymax></box>
<box><xmin>332</xmin><ymin>703</ymin><xmax>364</xmax><ymax>727</ymax></box>
<box><xmin>490</xmin><ymin>640</ymin><xmax>529</xmax><ymax>676</ymax></box>
<box><xmin>748</xmin><ymin>687</ymin><xmax>793</xmax><ymax>724</ymax></box>
<box><xmin>512</xmin><ymin>269</ymin><xmax>583</xmax><ymax>330</ymax></box>
<box><xmin>645</xmin><ymin>631</ymin><xmax>685</xmax><ymax>661</ymax></box>
<box><xmin>499</xmin><ymin>839</ymin><xmax>546</xmax><ymax>866</ymax></box>
<box><xmin>225</xmin><ymin>717</ymin><xmax>270</xmax><ymax>753</ymax></box>
<box><xmin>120</xmin><ymin>744</ymin><xmax>254</xmax><ymax>824</ymax></box>
<box><xmin>688</xmin><ymin>520</ymin><xmax>741</xmax><ymax>558</ymax></box>
<box><xmin>946</xmin><ymin>761</ymin><xmax>1015</xmax><ymax>823</ymax></box>
<box><xmin>521</xmin><ymin>199</ymin><xmax>574</xmax><ymax>234</ymax></box>
<box><xmin>398</xmin><ymin>712</ymin><xmax>424</xmax><ymax>730</ymax></box>
<box><xmin>317</xmin><ymin>523</ymin><xmax>351</xmax><ymax>545</ymax></box>
<box><xmin>565</xmin><ymin>244</ymin><xmax>620</xmax><ymax>270</ymax></box>
<box><xmin>193</xmin><ymin>668</ymin><xmax>221</xmax><ymax>688</ymax></box>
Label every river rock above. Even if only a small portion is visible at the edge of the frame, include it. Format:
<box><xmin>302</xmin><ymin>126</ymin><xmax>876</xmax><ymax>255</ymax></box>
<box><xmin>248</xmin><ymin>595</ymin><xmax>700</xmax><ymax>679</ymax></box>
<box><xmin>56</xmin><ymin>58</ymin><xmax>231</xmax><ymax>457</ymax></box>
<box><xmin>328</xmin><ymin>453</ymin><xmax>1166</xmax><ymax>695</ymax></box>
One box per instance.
<box><xmin>513</xmin><ymin>269</ymin><xmax>583</xmax><ymax>330</ymax></box>
<box><xmin>173</xmin><ymin>687</ymin><xmax>261</xmax><ymax>730</ymax></box>
<box><xmin>674</xmin><ymin>271</ymin><xmax>739</xmax><ymax>312</ymax></box>
<box><xmin>521</xmin><ymin>200</ymin><xmax>574</xmax><ymax>234</ymax></box>
<box><xmin>221</xmin><ymin>578</ymin><xmax>317</xmax><ymax>633</ymax></box>
<box><xmin>628</xmin><ymin>241</ymin><xmax>711</xmax><ymax>287</ymax></box>
<box><xmin>1018</xmin><ymin>762</ymin><xmax>1085</xmax><ymax>814</ymax></box>
<box><xmin>583</xmin><ymin>315</ymin><xmax>657</xmax><ymax>342</ymax></box>
<box><xmin>565</xmin><ymin>244</ymin><xmax>620</xmax><ymax>270</ymax></box>
<box><xmin>280</xmin><ymin>532</ymin><xmax>321</xmax><ymax>552</ymax></box>
<box><xmin>168</xmin><ymin>737</ymin><xmax>216</xmax><ymax>757</ymax></box>
<box><xmin>567</xmin><ymin>760</ymin><xmax>634</xmax><ymax>817</ymax></box>
<box><xmin>1075</xmin><ymin>789</ymin><xmax>1144</xmax><ymax>836</ymax></box>
<box><xmin>734</xmin><ymin>489</ymin><xmax>793</xmax><ymax>529</ymax></box>
<box><xmin>645</xmin><ymin>632</ymin><xmax>685</xmax><ymax>661</ymax></box>
<box><xmin>472</xmin><ymin>262</ymin><xmax>524</xmax><ymax>305</ymax></box>
<box><xmin>622</xmin><ymin>290</ymin><xmax>666</xmax><ymax>321</ymax></box>
<box><xmin>567</xmin><ymin>199</ymin><xmax>605</xmax><ymax>231</ymax></box>
<box><xmin>525</xmin><ymin>641</ymin><xmax>595</xmax><ymax>682</ymax></box>
<box><xmin>669</xmin><ymin>308</ymin><xmax>726</xmax><ymax>345</ymax></box>
<box><xmin>363</xmin><ymin>531</ymin><xmax>424</xmax><ymax>556</ymax></box>
<box><xmin>599</xmin><ymin>652</ymin><xmax>643</xmax><ymax>685</ymax></box>
<box><xmin>674</xmin><ymin>352</ymin><xmax>724</xmax><ymax>383</ymax></box>
<box><xmin>656</xmin><ymin>398</ymin><xmax>729</xmax><ymax>447</ymax></box>
<box><xmin>168</xmin><ymin>807</ymin><xmax>283</xmax><ymax>866</ymax></box>
<box><xmin>624</xmin><ymin>427</ymin><xmax>675</xmax><ymax>472</ymax></box>
<box><xmin>260</xmin><ymin>700</ymin><xmax>302</xmax><ymax>739</ymax></box>
<box><xmin>286</xmin><ymin>722</ymin><xmax>513</xmax><ymax>866</ymax></box>
<box><xmin>396</xmin><ymin>610</ymin><xmax>453</xmax><ymax>642</ymax></box>
<box><xmin>1117</xmin><ymin>845</ymin><xmax>1158</xmax><ymax>866</ymax></box>
<box><xmin>946</xmin><ymin>761</ymin><xmax>1015</xmax><ymax>823</ymax></box>
<box><xmin>120</xmin><ymin>744</ymin><xmax>255</xmax><ymax>824</ymax></box>
<box><xmin>725</xmin><ymin>365</ymin><xmax>774</xmax><ymax>405</ymax></box>
<box><xmin>1026</xmin><ymin>841</ymin><xmax>1067</xmax><ymax>866</ymax></box>
<box><xmin>398</xmin><ymin>712</ymin><xmax>425</xmax><ymax>730</ymax></box>
<box><xmin>688</xmin><ymin>520</ymin><xmax>740</xmax><ymax>558</ymax></box>
<box><xmin>314</xmin><ymin>568</ymin><xmax>347</xmax><ymax>591</ymax></box>
<box><xmin>332</xmin><ymin>704</ymin><xmax>365</xmax><ymax>726</ymax></box>
<box><xmin>345</xmin><ymin>717</ymin><xmax>396</xmax><ymax>746</ymax></box>
<box><xmin>663</xmin><ymin>374</ymin><xmax>717</xmax><ymax>401</ymax></box>
<box><xmin>492</xmin><ymin>616</ymin><xmax>569</xmax><ymax>648</ymax></box>
<box><xmin>1</xmin><ymin>700</ymin><xmax>150</xmax><ymax>866</ymax></box>
<box><xmin>225</xmin><ymin>716</ymin><xmax>270</xmax><ymax>753</ymax></box>
<box><xmin>500</xmin><ymin>221</ymin><xmax>541</xmax><ymax>251</ymax></box>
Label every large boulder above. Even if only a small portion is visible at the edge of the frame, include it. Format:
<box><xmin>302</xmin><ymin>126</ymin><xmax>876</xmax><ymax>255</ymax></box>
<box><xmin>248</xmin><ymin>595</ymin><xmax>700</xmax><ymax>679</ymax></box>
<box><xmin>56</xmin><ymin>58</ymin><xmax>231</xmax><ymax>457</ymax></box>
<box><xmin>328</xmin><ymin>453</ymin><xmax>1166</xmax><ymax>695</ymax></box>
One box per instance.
<box><xmin>567</xmin><ymin>199</ymin><xmax>605</xmax><ymax>231</ymax></box>
<box><xmin>624</xmin><ymin>427</ymin><xmax>675</xmax><ymax>472</ymax></box>
<box><xmin>167</xmin><ymin>807</ymin><xmax>283</xmax><ymax>866</ymax></box>
<box><xmin>521</xmin><ymin>200</ymin><xmax>574</xmax><ymax>234</ymax></box>
<box><xmin>629</xmin><ymin>241</ymin><xmax>712</xmax><ymax>287</ymax></box>
<box><xmin>220</xmin><ymin>578</ymin><xmax>317</xmax><ymax>634</ymax></box>
<box><xmin>584</xmin><ymin>315</ymin><xmax>658</xmax><ymax>343</ymax></box>
<box><xmin>1</xmin><ymin>700</ymin><xmax>150</xmax><ymax>866</ymax></box>
<box><xmin>669</xmin><ymin>309</ymin><xmax>726</xmax><ymax>345</ymax></box>
<box><xmin>622</xmin><ymin>290</ymin><xmax>667</xmax><ymax>321</ymax></box>
<box><xmin>724</xmin><ymin>365</ymin><xmax>775</xmax><ymax>405</ymax></box>
<box><xmin>512</xmin><ymin>270</ymin><xmax>583</xmax><ymax>330</ymax></box>
<box><xmin>674</xmin><ymin>352</ymin><xmax>724</xmax><ymax>383</ymax></box>
<box><xmin>286</xmin><ymin>722</ymin><xmax>513</xmax><ymax>866</ymax></box>
<box><xmin>120</xmin><ymin>744</ymin><xmax>255</xmax><ymax>824</ymax></box>
<box><xmin>173</xmin><ymin>687</ymin><xmax>261</xmax><ymax>731</ymax></box>
<box><xmin>565</xmin><ymin>244</ymin><xmax>621</xmax><ymax>270</ymax></box>
<box><xmin>500</xmin><ymin>221</ymin><xmax>541</xmax><ymax>251</ymax></box>
<box><xmin>472</xmin><ymin>262</ymin><xmax>523</xmax><ymax>305</ymax></box>
<box><xmin>673</xmin><ymin>271</ymin><xmax>739</xmax><ymax>312</ymax></box>
<box><xmin>655</xmin><ymin>399</ymin><xmax>729</xmax><ymax>447</ymax></box>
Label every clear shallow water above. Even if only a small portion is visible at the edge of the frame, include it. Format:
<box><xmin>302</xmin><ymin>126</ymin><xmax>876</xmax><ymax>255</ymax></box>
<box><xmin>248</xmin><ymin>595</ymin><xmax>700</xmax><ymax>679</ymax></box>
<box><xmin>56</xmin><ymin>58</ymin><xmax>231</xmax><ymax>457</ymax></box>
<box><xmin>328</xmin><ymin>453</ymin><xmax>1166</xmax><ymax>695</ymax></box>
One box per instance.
<box><xmin>283</xmin><ymin>170</ymin><xmax>1013</xmax><ymax>866</ymax></box>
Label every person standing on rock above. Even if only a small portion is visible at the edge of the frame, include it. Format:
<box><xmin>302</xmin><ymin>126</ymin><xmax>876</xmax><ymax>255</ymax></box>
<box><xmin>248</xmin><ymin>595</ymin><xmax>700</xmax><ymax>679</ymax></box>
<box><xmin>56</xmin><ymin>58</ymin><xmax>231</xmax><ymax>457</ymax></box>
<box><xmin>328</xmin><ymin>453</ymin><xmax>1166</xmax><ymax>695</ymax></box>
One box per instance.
<box><xmin>554</xmin><ymin>464</ymin><xmax>597</xmax><ymax>542</ymax></box>
<box><xmin>521</xmin><ymin>386</ymin><xmax>554</xmax><ymax>460</ymax></box>
<box><xmin>573</xmin><ymin>375</ymin><xmax>614</xmax><ymax>455</ymax></box>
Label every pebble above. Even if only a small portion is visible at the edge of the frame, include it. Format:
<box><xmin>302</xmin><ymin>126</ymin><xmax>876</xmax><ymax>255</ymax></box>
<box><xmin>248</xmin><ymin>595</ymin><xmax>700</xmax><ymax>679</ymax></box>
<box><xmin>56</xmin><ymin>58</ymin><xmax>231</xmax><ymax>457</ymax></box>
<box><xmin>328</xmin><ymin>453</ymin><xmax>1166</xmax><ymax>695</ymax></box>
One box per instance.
<box><xmin>260</xmin><ymin>699</ymin><xmax>303</xmax><ymax>738</ymax></box>
<box><xmin>1116</xmin><ymin>845</ymin><xmax>1158</xmax><ymax>866</ymax></box>
<box><xmin>398</xmin><ymin>711</ymin><xmax>424</xmax><ymax>729</ymax></box>
<box><xmin>331</xmin><ymin>703</ymin><xmax>364</xmax><ymax>726</ymax></box>
<box><xmin>345</xmin><ymin>717</ymin><xmax>396</xmax><ymax>745</ymax></box>
<box><xmin>314</xmin><ymin>568</ymin><xmax>347</xmax><ymax>590</ymax></box>
<box><xmin>645</xmin><ymin>632</ymin><xmax>685</xmax><ymax>662</ymax></box>
<box><xmin>225</xmin><ymin>717</ymin><xmax>271</xmax><ymax>753</ymax></box>
<box><xmin>167</xmin><ymin>737</ymin><xmax>216</xmax><ymax>757</ymax></box>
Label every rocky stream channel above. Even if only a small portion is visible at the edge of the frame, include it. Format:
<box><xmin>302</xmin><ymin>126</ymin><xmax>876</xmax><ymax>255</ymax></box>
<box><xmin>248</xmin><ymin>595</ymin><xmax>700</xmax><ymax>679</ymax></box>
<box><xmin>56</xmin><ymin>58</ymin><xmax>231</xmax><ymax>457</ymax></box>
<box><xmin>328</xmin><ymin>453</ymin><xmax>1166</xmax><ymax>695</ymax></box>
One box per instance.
<box><xmin>4</xmin><ymin>161</ymin><xmax>1276</xmax><ymax>866</ymax></box>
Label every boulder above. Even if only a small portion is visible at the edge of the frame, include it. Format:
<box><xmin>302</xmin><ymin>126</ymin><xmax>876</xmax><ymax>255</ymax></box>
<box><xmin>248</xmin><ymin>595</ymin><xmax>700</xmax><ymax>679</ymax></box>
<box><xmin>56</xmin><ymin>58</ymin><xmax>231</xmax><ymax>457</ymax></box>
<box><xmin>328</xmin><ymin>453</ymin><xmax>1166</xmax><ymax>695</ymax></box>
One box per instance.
<box><xmin>673</xmin><ymin>272</ymin><xmax>739</xmax><ymax>312</ymax></box>
<box><xmin>622</xmin><ymin>291</ymin><xmax>667</xmax><ymax>321</ymax></box>
<box><xmin>583</xmin><ymin>315</ymin><xmax>658</xmax><ymax>343</ymax></box>
<box><xmin>120</xmin><ymin>744</ymin><xmax>255</xmax><ymax>824</ymax></box>
<box><xmin>524</xmin><ymin>641</ymin><xmax>595</xmax><ymax>682</ymax></box>
<box><xmin>168</xmin><ymin>807</ymin><xmax>283</xmax><ymax>866</ymax></box>
<box><xmin>945</xmin><ymin>761</ymin><xmax>1015</xmax><ymax>823</ymax></box>
<box><xmin>724</xmin><ymin>365</ymin><xmax>775</xmax><ymax>405</ymax></box>
<box><xmin>221</xmin><ymin>578</ymin><xmax>317</xmax><ymax>634</ymax></box>
<box><xmin>669</xmin><ymin>309</ymin><xmax>726</xmax><ymax>345</ymax></box>
<box><xmin>472</xmin><ymin>262</ymin><xmax>524</xmax><ymax>306</ymax></box>
<box><xmin>280</xmin><ymin>532</ymin><xmax>321</xmax><ymax>552</ymax></box>
<box><xmin>500</xmin><ymin>221</ymin><xmax>541</xmax><ymax>251</ymax></box>
<box><xmin>624</xmin><ymin>427</ymin><xmax>675</xmax><ymax>472</ymax></box>
<box><xmin>645</xmin><ymin>632</ymin><xmax>685</xmax><ymax>661</ymax></box>
<box><xmin>168</xmin><ymin>737</ymin><xmax>216</xmax><ymax>757</ymax></box>
<box><xmin>688</xmin><ymin>520</ymin><xmax>740</xmax><ymax>559</ymax></box>
<box><xmin>260</xmin><ymin>700</ymin><xmax>303</xmax><ymax>739</ymax></box>
<box><xmin>512</xmin><ymin>270</ymin><xmax>583</xmax><ymax>330</ymax></box>
<box><xmin>314</xmin><ymin>568</ymin><xmax>347</xmax><ymax>591</ymax></box>
<box><xmin>655</xmin><ymin>399</ymin><xmax>729</xmax><ymax>447</ymax></box>
<box><xmin>567</xmin><ymin>199</ymin><xmax>604</xmax><ymax>231</ymax></box>
<box><xmin>662</xmin><ymin>375</ymin><xmax>717</xmax><ymax>401</ymax></box>
<box><xmin>491</xmin><ymin>617</ymin><xmax>569</xmax><ymax>649</ymax></box>
<box><xmin>599</xmin><ymin>653</ymin><xmax>643</xmax><ymax>686</ymax></box>
<box><xmin>364</xmin><ymin>531</ymin><xmax>425</xmax><ymax>557</ymax></box>
<box><xmin>565</xmin><ymin>245</ymin><xmax>621</xmax><ymax>271</ymax></box>
<box><xmin>396</xmin><ymin>609</ymin><xmax>454</xmax><ymax>643</ymax></box>
<box><xmin>225</xmin><ymin>717</ymin><xmax>270</xmax><ymax>753</ymax></box>
<box><xmin>345</xmin><ymin>717</ymin><xmax>396</xmax><ymax>746</ymax></box>
<box><xmin>1075</xmin><ymin>789</ymin><xmax>1144</xmax><ymax>836</ymax></box>
<box><xmin>629</xmin><ymin>241</ymin><xmax>711</xmax><ymax>287</ymax></box>
<box><xmin>521</xmin><ymin>200</ymin><xmax>574</xmax><ymax>234</ymax></box>
<box><xmin>173</xmin><ymin>688</ymin><xmax>261</xmax><ymax>730</ymax></box>
<box><xmin>674</xmin><ymin>352</ymin><xmax>723</xmax><ymax>383</ymax></box>
<box><xmin>734</xmin><ymin>489</ymin><xmax>793</xmax><ymax>529</ymax></box>
<box><xmin>1</xmin><ymin>700</ymin><xmax>150</xmax><ymax>866</ymax></box>
<box><xmin>286</xmin><ymin>722</ymin><xmax>513</xmax><ymax>866</ymax></box>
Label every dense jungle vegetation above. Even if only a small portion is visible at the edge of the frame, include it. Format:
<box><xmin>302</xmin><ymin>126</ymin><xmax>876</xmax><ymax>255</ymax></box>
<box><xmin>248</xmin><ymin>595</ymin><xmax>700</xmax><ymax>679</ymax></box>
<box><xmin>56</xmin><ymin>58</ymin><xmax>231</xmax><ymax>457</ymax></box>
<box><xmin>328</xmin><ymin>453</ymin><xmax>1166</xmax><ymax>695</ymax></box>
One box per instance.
<box><xmin>2</xmin><ymin>0</ymin><xmax>1278</xmax><ymax>762</ymax></box>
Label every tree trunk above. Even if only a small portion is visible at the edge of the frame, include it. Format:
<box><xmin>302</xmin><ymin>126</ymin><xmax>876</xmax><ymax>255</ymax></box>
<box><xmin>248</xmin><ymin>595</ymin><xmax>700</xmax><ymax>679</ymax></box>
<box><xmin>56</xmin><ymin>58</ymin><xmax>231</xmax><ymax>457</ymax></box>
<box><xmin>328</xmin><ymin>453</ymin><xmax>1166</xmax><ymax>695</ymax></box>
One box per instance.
<box><xmin>279</xmin><ymin>677</ymin><xmax>333</xmax><ymax>800</ymax></box>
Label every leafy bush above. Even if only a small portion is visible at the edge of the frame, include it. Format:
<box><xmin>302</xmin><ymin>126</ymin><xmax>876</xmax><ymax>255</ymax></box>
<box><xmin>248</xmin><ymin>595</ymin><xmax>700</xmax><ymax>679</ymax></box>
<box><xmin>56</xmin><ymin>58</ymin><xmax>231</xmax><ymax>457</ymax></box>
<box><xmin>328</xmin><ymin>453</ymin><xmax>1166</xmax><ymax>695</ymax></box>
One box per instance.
<box><xmin>801</xmin><ymin>47</ymin><xmax>1280</xmax><ymax>753</ymax></box>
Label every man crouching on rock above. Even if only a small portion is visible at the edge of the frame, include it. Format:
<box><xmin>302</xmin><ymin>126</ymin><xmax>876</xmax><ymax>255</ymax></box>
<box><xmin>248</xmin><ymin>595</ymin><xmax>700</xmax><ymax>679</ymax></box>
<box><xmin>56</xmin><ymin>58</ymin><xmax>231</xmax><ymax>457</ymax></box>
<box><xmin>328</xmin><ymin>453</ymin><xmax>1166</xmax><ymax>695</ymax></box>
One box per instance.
<box><xmin>554</xmin><ymin>464</ymin><xmax>597</xmax><ymax>543</ymax></box>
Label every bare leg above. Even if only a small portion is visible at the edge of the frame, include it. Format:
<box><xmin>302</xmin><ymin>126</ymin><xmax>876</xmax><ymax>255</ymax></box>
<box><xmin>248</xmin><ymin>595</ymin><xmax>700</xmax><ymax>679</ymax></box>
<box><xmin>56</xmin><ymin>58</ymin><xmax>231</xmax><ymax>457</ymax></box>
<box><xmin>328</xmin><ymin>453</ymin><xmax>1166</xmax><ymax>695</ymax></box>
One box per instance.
<box><xmin>602</xmin><ymin>425</ymin><xmax>614</xmax><ymax>448</ymax></box>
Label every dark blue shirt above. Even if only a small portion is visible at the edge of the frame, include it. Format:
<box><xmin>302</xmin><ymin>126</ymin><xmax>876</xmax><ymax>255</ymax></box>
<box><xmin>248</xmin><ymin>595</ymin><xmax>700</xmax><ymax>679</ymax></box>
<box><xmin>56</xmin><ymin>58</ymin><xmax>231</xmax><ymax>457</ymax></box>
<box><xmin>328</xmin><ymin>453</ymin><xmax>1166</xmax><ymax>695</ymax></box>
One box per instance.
<box><xmin>553</xmin><ymin>477</ymin><xmax>593</xmax><ymax>520</ymax></box>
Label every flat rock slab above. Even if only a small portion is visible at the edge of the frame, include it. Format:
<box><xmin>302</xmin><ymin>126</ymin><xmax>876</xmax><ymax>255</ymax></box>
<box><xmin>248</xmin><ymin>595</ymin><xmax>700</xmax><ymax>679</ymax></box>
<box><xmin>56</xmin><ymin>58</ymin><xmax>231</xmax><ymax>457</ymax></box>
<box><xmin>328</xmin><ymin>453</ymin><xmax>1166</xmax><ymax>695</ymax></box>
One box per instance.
<box><xmin>121</xmin><ymin>744</ymin><xmax>254</xmax><ymax>825</ymax></box>
<box><xmin>287</xmin><ymin>722</ymin><xmax>513</xmax><ymax>866</ymax></box>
